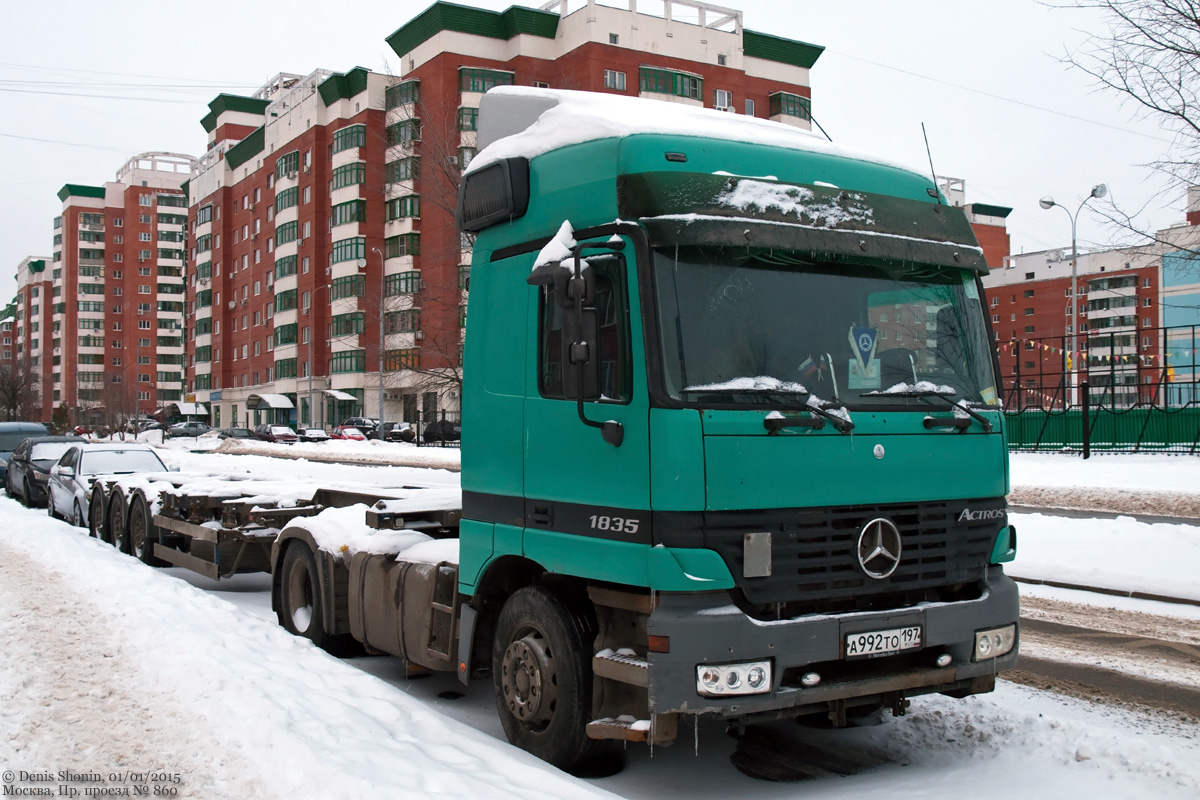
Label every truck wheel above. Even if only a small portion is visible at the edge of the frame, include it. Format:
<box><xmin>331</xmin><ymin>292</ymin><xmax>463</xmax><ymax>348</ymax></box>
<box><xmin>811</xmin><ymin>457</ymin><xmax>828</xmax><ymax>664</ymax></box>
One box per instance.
<box><xmin>89</xmin><ymin>491</ymin><xmax>106</xmax><ymax>540</ymax></box>
<box><xmin>108</xmin><ymin>494</ymin><xmax>130</xmax><ymax>554</ymax></box>
<box><xmin>279</xmin><ymin>542</ymin><xmax>342</xmax><ymax>652</ymax></box>
<box><xmin>492</xmin><ymin>586</ymin><xmax>617</xmax><ymax>774</ymax></box>
<box><xmin>128</xmin><ymin>495</ymin><xmax>168</xmax><ymax>567</ymax></box>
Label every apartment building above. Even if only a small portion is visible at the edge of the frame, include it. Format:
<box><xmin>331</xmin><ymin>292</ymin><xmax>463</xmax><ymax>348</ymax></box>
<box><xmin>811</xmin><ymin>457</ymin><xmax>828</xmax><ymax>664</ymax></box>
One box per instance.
<box><xmin>983</xmin><ymin>188</ymin><xmax>1200</xmax><ymax>407</ymax></box>
<box><xmin>40</xmin><ymin>154</ymin><xmax>194</xmax><ymax>427</ymax></box>
<box><xmin>4</xmin><ymin>258</ymin><xmax>52</xmax><ymax>420</ymax></box>
<box><xmin>185</xmin><ymin>0</ymin><xmax>826</xmax><ymax>429</ymax></box>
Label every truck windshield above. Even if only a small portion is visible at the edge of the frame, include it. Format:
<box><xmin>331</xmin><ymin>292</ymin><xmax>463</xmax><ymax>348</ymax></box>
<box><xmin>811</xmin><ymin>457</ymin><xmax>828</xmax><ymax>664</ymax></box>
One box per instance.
<box><xmin>652</xmin><ymin>246</ymin><xmax>999</xmax><ymax>408</ymax></box>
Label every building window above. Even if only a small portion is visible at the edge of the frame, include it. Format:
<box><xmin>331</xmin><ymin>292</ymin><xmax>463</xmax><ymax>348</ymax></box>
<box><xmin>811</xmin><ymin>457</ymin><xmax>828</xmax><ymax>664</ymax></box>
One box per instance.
<box><xmin>1024</xmin><ymin>289</ymin><xmax>1035</xmax><ymax>298</ymax></box>
<box><xmin>639</xmin><ymin>67</ymin><xmax>702</xmax><ymax>100</ymax></box>
<box><xmin>331</xmin><ymin>162</ymin><xmax>366</xmax><ymax>192</ymax></box>
<box><xmin>385</xmin><ymin>158</ymin><xmax>420</xmax><ymax>183</ymax></box>
<box><xmin>275</xmin><ymin>186</ymin><xmax>299</xmax><ymax>213</ymax></box>
<box><xmin>331</xmin><ymin>200</ymin><xmax>367</xmax><ymax>228</ymax></box>
<box><xmin>604</xmin><ymin>70</ymin><xmax>626</xmax><ymax>91</ymax></box>
<box><xmin>385</xmin><ymin>271</ymin><xmax>422</xmax><ymax>296</ymax></box>
<box><xmin>386</xmin><ymin>119</ymin><xmax>421</xmax><ymax>146</ymax></box>
<box><xmin>331</xmin><ymin>349</ymin><xmax>366</xmax><ymax>374</ymax></box>
<box><xmin>331</xmin><ymin>275</ymin><xmax>365</xmax><ymax>301</ymax></box>
<box><xmin>767</xmin><ymin>92</ymin><xmax>811</xmax><ymax>120</ymax></box>
<box><xmin>276</xmin><ymin>220</ymin><xmax>300</xmax><ymax>245</ymax></box>
<box><xmin>385</xmin><ymin>79</ymin><xmax>420</xmax><ymax>109</ymax></box>
<box><xmin>458</xmin><ymin>67</ymin><xmax>514</xmax><ymax>93</ymax></box>
<box><xmin>331</xmin><ymin>237</ymin><xmax>366</xmax><ymax>265</ymax></box>
<box><xmin>385</xmin><ymin>233</ymin><xmax>421</xmax><ymax>259</ymax></box>
<box><xmin>714</xmin><ymin>89</ymin><xmax>733</xmax><ymax>110</ymax></box>
<box><xmin>385</xmin><ymin>195</ymin><xmax>421</xmax><ymax>221</ymax></box>
<box><xmin>744</xmin><ymin>98</ymin><xmax>755</xmax><ymax>116</ymax></box>
<box><xmin>457</xmin><ymin>107</ymin><xmax>478</xmax><ymax>131</ymax></box>
<box><xmin>385</xmin><ymin>308</ymin><xmax>421</xmax><ymax>333</ymax></box>
<box><xmin>329</xmin><ymin>312</ymin><xmax>366</xmax><ymax>337</ymax></box>
<box><xmin>1025</xmin><ymin>272</ymin><xmax>1035</xmax><ymax>280</ymax></box>
<box><xmin>275</xmin><ymin>151</ymin><xmax>300</xmax><ymax>180</ymax></box>
<box><xmin>331</xmin><ymin>124</ymin><xmax>366</xmax><ymax>155</ymax></box>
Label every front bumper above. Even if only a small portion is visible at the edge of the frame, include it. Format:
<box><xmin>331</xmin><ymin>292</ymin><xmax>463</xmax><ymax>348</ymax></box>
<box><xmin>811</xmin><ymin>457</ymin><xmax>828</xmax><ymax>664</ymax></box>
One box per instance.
<box><xmin>645</xmin><ymin>566</ymin><xmax>1019</xmax><ymax>718</ymax></box>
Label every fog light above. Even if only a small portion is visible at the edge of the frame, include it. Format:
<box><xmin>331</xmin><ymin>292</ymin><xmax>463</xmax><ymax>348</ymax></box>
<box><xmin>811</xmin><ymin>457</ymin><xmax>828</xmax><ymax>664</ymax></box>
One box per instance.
<box><xmin>695</xmin><ymin>661</ymin><xmax>773</xmax><ymax>697</ymax></box>
<box><xmin>936</xmin><ymin>653</ymin><xmax>952</xmax><ymax>667</ymax></box>
<box><xmin>973</xmin><ymin>624</ymin><xmax>1016</xmax><ymax>661</ymax></box>
<box><xmin>800</xmin><ymin>671</ymin><xmax>821</xmax><ymax>687</ymax></box>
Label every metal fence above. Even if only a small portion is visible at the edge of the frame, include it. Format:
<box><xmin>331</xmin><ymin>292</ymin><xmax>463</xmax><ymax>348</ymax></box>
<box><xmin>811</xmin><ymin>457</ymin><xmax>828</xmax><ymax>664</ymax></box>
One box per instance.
<box><xmin>413</xmin><ymin>409</ymin><xmax>461</xmax><ymax>448</ymax></box>
<box><xmin>1000</xmin><ymin>324</ymin><xmax>1200</xmax><ymax>454</ymax></box>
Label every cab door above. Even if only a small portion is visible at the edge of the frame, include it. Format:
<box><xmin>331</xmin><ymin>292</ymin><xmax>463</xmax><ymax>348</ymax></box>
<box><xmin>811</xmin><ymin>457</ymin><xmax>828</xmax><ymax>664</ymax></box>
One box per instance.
<box><xmin>522</xmin><ymin>238</ymin><xmax>652</xmax><ymax>580</ymax></box>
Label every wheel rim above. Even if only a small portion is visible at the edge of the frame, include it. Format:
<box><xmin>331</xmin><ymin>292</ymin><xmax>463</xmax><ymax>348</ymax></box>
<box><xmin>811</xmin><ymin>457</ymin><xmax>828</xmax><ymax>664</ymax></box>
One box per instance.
<box><xmin>500</xmin><ymin>628</ymin><xmax>559</xmax><ymax>730</ymax></box>
<box><xmin>284</xmin><ymin>557</ymin><xmax>315</xmax><ymax>634</ymax></box>
<box><xmin>129</xmin><ymin>500</ymin><xmax>148</xmax><ymax>559</ymax></box>
<box><xmin>90</xmin><ymin>495</ymin><xmax>104</xmax><ymax>538</ymax></box>
<box><xmin>110</xmin><ymin>499</ymin><xmax>126</xmax><ymax>550</ymax></box>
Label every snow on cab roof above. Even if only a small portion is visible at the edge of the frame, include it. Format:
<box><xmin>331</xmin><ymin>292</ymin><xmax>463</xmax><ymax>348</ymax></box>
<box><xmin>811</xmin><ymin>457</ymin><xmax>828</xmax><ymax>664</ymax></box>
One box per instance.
<box><xmin>468</xmin><ymin>86</ymin><xmax>921</xmax><ymax>178</ymax></box>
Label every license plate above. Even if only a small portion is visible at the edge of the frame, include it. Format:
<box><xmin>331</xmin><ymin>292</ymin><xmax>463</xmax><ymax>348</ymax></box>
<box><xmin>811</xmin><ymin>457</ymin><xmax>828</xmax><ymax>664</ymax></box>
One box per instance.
<box><xmin>844</xmin><ymin>626</ymin><xmax>922</xmax><ymax>659</ymax></box>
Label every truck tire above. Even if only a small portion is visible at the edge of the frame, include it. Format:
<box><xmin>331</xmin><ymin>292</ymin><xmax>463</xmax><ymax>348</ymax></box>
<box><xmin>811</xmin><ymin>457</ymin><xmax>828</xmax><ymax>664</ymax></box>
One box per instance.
<box><xmin>128</xmin><ymin>495</ymin><xmax>168</xmax><ymax>567</ymax></box>
<box><xmin>492</xmin><ymin>586</ymin><xmax>618</xmax><ymax>774</ymax></box>
<box><xmin>108</xmin><ymin>493</ymin><xmax>130</xmax><ymax>554</ymax></box>
<box><xmin>278</xmin><ymin>541</ymin><xmax>342</xmax><ymax>652</ymax></box>
<box><xmin>89</xmin><ymin>491</ymin><xmax>107</xmax><ymax>540</ymax></box>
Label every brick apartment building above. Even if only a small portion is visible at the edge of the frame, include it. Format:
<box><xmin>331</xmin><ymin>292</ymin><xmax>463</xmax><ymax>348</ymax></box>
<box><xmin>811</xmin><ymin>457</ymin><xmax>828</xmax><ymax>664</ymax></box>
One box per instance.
<box><xmin>983</xmin><ymin>188</ymin><xmax>1200</xmax><ymax>408</ymax></box>
<box><xmin>3</xmin><ymin>258</ymin><xmax>51</xmax><ymax>421</ymax></box>
<box><xmin>185</xmin><ymin>0</ymin><xmax>827</xmax><ymax>430</ymax></box>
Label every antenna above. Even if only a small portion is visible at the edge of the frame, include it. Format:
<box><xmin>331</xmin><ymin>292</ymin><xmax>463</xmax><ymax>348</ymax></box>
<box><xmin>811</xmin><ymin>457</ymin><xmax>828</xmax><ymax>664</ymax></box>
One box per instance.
<box><xmin>921</xmin><ymin>122</ymin><xmax>942</xmax><ymax>205</ymax></box>
<box><xmin>810</xmin><ymin>114</ymin><xmax>833</xmax><ymax>143</ymax></box>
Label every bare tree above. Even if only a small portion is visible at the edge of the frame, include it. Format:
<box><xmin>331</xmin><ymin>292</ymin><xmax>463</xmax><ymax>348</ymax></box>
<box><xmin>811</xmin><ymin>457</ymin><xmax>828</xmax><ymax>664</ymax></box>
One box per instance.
<box><xmin>0</xmin><ymin>356</ymin><xmax>38</xmax><ymax>421</ymax></box>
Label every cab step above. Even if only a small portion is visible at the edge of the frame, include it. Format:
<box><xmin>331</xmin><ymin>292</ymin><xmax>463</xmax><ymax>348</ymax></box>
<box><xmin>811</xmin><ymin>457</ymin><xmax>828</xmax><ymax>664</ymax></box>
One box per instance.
<box><xmin>586</xmin><ymin>716</ymin><xmax>650</xmax><ymax>742</ymax></box>
<box><xmin>592</xmin><ymin>648</ymin><xmax>648</xmax><ymax>687</ymax></box>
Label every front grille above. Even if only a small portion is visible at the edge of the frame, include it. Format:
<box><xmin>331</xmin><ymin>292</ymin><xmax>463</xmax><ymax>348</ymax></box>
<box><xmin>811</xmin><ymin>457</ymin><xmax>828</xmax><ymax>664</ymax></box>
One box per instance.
<box><xmin>683</xmin><ymin>497</ymin><xmax>1003</xmax><ymax>617</ymax></box>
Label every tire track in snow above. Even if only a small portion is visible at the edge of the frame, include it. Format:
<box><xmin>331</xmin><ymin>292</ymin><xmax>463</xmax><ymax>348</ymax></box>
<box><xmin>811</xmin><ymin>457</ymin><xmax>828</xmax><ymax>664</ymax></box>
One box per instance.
<box><xmin>0</xmin><ymin>539</ymin><xmax>270</xmax><ymax>799</ymax></box>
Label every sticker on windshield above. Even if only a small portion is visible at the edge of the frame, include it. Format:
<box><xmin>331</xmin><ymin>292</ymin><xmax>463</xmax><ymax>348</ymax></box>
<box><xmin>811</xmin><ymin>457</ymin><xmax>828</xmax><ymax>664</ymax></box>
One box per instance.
<box><xmin>848</xmin><ymin>357</ymin><xmax>881</xmax><ymax>389</ymax></box>
<box><xmin>848</xmin><ymin>326</ymin><xmax>878</xmax><ymax>373</ymax></box>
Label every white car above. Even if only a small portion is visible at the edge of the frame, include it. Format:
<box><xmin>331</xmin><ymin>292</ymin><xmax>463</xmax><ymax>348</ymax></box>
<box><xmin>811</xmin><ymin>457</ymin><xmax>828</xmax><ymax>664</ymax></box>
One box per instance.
<box><xmin>47</xmin><ymin>443</ymin><xmax>168</xmax><ymax>528</ymax></box>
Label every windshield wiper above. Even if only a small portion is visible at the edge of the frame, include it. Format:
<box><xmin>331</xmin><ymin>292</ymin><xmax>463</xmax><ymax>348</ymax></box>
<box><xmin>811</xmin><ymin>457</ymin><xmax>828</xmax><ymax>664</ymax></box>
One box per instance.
<box><xmin>763</xmin><ymin>398</ymin><xmax>855</xmax><ymax>434</ymax></box>
<box><xmin>863</xmin><ymin>389</ymin><xmax>993</xmax><ymax>433</ymax></box>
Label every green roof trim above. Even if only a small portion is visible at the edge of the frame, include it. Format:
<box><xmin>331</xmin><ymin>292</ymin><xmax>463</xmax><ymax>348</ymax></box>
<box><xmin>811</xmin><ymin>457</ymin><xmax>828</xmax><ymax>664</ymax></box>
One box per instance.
<box><xmin>319</xmin><ymin>67</ymin><xmax>371</xmax><ymax>107</ymax></box>
<box><xmin>969</xmin><ymin>203</ymin><xmax>1013</xmax><ymax>219</ymax></box>
<box><xmin>743</xmin><ymin>29</ymin><xmax>824</xmax><ymax>69</ymax></box>
<box><xmin>225</xmin><ymin>126</ymin><xmax>265</xmax><ymax>171</ymax></box>
<box><xmin>386</xmin><ymin>1</ymin><xmax>558</xmax><ymax>58</ymax></box>
<box><xmin>57</xmin><ymin>184</ymin><xmax>105</xmax><ymax>202</ymax></box>
<box><xmin>201</xmin><ymin>94</ymin><xmax>270</xmax><ymax>133</ymax></box>
<box><xmin>180</xmin><ymin>179</ymin><xmax>190</xmax><ymax>201</ymax></box>
<box><xmin>28</xmin><ymin>260</ymin><xmax>46</xmax><ymax>273</ymax></box>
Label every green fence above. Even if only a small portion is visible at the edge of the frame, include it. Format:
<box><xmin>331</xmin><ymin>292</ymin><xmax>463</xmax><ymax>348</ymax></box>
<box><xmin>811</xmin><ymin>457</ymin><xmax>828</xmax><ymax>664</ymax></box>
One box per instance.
<box><xmin>1005</xmin><ymin>404</ymin><xmax>1200</xmax><ymax>453</ymax></box>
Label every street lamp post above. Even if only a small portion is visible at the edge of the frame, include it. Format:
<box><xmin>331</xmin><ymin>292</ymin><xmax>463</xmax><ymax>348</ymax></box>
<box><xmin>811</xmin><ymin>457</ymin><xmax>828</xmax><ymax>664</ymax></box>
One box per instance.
<box><xmin>307</xmin><ymin>283</ymin><xmax>332</xmax><ymax>428</ymax></box>
<box><xmin>1039</xmin><ymin>183</ymin><xmax>1107</xmax><ymax>407</ymax></box>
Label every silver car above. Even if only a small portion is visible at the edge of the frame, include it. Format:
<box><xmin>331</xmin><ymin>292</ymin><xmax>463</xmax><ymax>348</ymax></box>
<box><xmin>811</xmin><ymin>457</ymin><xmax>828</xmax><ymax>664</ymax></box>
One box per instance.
<box><xmin>47</xmin><ymin>443</ymin><xmax>168</xmax><ymax>527</ymax></box>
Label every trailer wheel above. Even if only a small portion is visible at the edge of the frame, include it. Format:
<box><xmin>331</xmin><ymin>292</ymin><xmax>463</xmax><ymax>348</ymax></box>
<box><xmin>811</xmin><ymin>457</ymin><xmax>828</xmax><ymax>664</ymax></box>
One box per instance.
<box><xmin>108</xmin><ymin>494</ymin><xmax>130</xmax><ymax>554</ymax></box>
<box><xmin>279</xmin><ymin>541</ymin><xmax>341</xmax><ymax>651</ymax></box>
<box><xmin>88</xmin><ymin>491</ymin><xmax>106</xmax><ymax>540</ymax></box>
<box><xmin>128</xmin><ymin>495</ymin><xmax>168</xmax><ymax>567</ymax></box>
<box><xmin>492</xmin><ymin>586</ymin><xmax>617</xmax><ymax>774</ymax></box>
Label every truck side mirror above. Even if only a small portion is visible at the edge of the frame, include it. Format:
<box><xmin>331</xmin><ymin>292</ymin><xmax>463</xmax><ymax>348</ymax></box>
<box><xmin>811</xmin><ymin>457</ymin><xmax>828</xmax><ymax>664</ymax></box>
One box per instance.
<box><xmin>561</xmin><ymin>308</ymin><xmax>600</xmax><ymax>400</ymax></box>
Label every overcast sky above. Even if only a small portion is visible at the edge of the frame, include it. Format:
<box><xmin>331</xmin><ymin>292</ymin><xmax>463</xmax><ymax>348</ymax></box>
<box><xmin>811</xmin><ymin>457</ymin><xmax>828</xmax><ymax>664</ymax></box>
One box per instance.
<box><xmin>0</xmin><ymin>0</ymin><xmax>1183</xmax><ymax>303</ymax></box>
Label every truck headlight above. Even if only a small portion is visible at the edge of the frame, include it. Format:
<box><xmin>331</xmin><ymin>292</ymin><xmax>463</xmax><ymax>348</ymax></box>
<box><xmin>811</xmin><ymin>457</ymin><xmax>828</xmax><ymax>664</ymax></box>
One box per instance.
<box><xmin>695</xmin><ymin>661</ymin><xmax>772</xmax><ymax>697</ymax></box>
<box><xmin>973</xmin><ymin>624</ymin><xmax>1016</xmax><ymax>661</ymax></box>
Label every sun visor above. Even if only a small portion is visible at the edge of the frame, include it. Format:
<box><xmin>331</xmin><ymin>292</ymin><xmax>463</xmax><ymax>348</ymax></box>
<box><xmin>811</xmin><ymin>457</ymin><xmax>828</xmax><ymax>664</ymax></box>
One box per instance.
<box><xmin>621</xmin><ymin>173</ymin><xmax>987</xmax><ymax>273</ymax></box>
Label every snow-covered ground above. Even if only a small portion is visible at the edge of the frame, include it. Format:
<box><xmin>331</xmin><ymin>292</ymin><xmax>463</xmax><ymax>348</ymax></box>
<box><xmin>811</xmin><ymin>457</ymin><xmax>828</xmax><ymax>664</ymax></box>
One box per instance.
<box><xmin>1</xmin><ymin>447</ymin><xmax>1197</xmax><ymax>798</ymax></box>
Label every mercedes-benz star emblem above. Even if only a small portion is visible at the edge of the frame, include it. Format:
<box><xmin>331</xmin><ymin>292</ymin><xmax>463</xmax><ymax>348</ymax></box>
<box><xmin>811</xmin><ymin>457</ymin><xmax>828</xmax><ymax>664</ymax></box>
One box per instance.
<box><xmin>856</xmin><ymin>518</ymin><xmax>902</xmax><ymax>579</ymax></box>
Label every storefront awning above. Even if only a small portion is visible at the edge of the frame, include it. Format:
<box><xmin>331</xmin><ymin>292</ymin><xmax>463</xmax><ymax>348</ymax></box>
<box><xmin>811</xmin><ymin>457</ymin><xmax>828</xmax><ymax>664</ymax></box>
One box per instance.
<box><xmin>322</xmin><ymin>389</ymin><xmax>357</xmax><ymax>401</ymax></box>
<box><xmin>170</xmin><ymin>402</ymin><xmax>208</xmax><ymax>416</ymax></box>
<box><xmin>247</xmin><ymin>393</ymin><xmax>295</xmax><ymax>410</ymax></box>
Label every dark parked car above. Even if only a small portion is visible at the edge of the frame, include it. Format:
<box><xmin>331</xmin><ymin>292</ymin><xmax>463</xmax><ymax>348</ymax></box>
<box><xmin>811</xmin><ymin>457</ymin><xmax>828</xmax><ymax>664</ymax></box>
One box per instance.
<box><xmin>217</xmin><ymin>427</ymin><xmax>257</xmax><ymax>440</ymax></box>
<box><xmin>253</xmin><ymin>424</ymin><xmax>298</xmax><ymax>443</ymax></box>
<box><xmin>166</xmin><ymin>421</ymin><xmax>212</xmax><ymax>438</ymax></box>
<box><xmin>4</xmin><ymin>435</ymin><xmax>85</xmax><ymax>507</ymax></box>
<box><xmin>370</xmin><ymin>422</ymin><xmax>416</xmax><ymax>442</ymax></box>
<box><xmin>0</xmin><ymin>421</ymin><xmax>50</xmax><ymax>486</ymax></box>
<box><xmin>422</xmin><ymin>419</ymin><xmax>461</xmax><ymax>443</ymax></box>
<box><xmin>340</xmin><ymin>417</ymin><xmax>378</xmax><ymax>435</ymax></box>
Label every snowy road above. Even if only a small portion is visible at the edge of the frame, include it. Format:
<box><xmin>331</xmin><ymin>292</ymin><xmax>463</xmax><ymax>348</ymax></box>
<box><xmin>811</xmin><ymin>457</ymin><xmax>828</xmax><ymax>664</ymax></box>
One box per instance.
<box><xmin>2</xmin><ymin>446</ymin><xmax>1199</xmax><ymax>798</ymax></box>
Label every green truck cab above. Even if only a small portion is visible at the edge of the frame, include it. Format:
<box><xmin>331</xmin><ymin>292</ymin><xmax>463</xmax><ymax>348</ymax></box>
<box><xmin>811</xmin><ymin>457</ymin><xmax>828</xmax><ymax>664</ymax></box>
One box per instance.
<box><xmin>456</xmin><ymin>87</ymin><xmax>1018</xmax><ymax>772</ymax></box>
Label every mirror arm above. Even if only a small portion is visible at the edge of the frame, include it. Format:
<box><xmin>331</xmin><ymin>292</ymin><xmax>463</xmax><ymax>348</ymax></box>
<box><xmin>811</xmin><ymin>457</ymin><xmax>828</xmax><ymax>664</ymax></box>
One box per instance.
<box><xmin>569</xmin><ymin>240</ymin><xmax>625</xmax><ymax>447</ymax></box>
